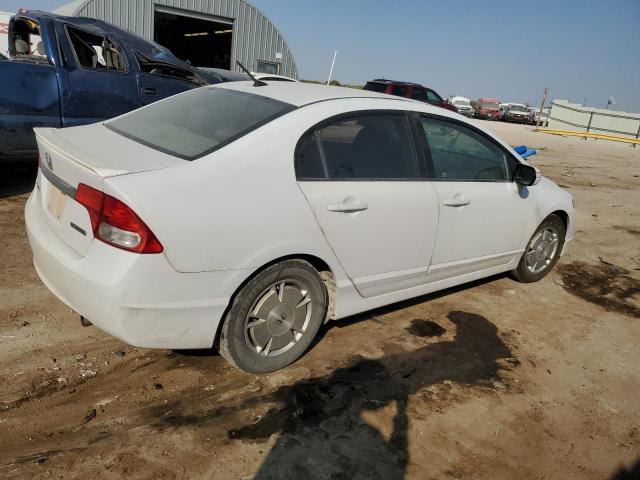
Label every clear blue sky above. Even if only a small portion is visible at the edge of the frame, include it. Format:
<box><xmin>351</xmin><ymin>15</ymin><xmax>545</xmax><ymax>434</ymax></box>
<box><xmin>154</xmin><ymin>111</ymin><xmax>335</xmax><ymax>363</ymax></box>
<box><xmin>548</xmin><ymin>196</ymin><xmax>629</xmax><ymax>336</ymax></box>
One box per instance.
<box><xmin>3</xmin><ymin>0</ymin><xmax>639</xmax><ymax>111</ymax></box>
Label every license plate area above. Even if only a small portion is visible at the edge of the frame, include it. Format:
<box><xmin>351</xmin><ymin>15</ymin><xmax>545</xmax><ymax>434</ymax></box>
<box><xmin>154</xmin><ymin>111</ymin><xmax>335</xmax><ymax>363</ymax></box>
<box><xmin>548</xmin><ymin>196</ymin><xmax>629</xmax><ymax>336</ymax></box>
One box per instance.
<box><xmin>47</xmin><ymin>182</ymin><xmax>68</xmax><ymax>220</ymax></box>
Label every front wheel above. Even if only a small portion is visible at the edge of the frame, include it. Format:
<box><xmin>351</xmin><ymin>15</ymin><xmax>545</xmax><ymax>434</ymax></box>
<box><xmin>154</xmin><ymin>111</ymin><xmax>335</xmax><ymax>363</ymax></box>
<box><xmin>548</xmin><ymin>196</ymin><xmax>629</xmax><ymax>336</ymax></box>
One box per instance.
<box><xmin>218</xmin><ymin>260</ymin><xmax>328</xmax><ymax>373</ymax></box>
<box><xmin>511</xmin><ymin>214</ymin><xmax>566</xmax><ymax>283</ymax></box>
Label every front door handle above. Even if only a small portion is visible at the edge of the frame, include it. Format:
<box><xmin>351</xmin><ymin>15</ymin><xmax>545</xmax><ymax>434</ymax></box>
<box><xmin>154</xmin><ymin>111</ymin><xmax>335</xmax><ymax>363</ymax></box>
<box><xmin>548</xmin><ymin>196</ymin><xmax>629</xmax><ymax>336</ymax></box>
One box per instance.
<box><xmin>141</xmin><ymin>86</ymin><xmax>158</xmax><ymax>96</ymax></box>
<box><xmin>442</xmin><ymin>196</ymin><xmax>470</xmax><ymax>207</ymax></box>
<box><xmin>327</xmin><ymin>199</ymin><xmax>369</xmax><ymax>213</ymax></box>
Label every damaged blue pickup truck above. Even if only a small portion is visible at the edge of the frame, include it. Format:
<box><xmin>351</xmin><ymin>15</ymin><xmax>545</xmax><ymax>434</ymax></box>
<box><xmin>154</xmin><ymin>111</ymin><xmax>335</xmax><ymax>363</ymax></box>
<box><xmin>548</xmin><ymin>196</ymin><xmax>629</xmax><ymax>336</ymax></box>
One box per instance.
<box><xmin>1</xmin><ymin>11</ymin><xmax>211</xmax><ymax>162</ymax></box>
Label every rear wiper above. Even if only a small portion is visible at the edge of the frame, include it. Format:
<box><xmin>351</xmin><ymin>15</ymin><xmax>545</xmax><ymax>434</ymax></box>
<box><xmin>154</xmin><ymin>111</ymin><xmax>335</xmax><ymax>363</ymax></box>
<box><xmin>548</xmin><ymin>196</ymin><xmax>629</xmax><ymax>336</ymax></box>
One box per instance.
<box><xmin>236</xmin><ymin>60</ymin><xmax>267</xmax><ymax>87</ymax></box>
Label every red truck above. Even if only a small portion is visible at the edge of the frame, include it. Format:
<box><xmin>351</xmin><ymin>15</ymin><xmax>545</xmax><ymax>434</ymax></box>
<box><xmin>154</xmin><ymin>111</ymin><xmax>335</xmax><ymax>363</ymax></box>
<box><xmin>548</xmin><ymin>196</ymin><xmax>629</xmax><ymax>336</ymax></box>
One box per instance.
<box><xmin>363</xmin><ymin>79</ymin><xmax>458</xmax><ymax>113</ymax></box>
<box><xmin>473</xmin><ymin>98</ymin><xmax>501</xmax><ymax>120</ymax></box>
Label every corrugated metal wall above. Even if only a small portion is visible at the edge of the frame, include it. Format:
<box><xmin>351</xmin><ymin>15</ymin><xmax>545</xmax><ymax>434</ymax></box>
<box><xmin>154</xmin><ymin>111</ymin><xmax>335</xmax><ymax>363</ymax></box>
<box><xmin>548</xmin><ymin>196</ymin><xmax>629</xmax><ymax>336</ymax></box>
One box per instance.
<box><xmin>548</xmin><ymin>100</ymin><xmax>640</xmax><ymax>144</ymax></box>
<box><xmin>62</xmin><ymin>0</ymin><xmax>297</xmax><ymax>78</ymax></box>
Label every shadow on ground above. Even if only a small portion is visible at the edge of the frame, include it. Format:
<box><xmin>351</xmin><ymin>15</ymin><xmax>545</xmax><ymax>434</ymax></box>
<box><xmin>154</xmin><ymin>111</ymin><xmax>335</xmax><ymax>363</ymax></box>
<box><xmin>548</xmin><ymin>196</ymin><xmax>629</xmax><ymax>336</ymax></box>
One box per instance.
<box><xmin>0</xmin><ymin>163</ymin><xmax>37</xmax><ymax>198</ymax></box>
<box><xmin>155</xmin><ymin>311</ymin><xmax>517</xmax><ymax>479</ymax></box>
<box><xmin>610</xmin><ymin>458</ymin><xmax>640</xmax><ymax>480</ymax></box>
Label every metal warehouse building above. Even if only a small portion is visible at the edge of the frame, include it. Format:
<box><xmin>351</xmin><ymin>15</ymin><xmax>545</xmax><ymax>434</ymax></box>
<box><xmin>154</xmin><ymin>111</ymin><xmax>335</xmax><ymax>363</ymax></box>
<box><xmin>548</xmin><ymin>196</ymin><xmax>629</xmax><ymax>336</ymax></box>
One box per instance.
<box><xmin>55</xmin><ymin>0</ymin><xmax>298</xmax><ymax>77</ymax></box>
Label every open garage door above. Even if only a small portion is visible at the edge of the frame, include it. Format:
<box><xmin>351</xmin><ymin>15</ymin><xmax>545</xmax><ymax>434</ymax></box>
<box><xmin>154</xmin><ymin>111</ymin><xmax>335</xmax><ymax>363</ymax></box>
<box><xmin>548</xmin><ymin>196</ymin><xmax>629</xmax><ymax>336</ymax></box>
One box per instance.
<box><xmin>154</xmin><ymin>9</ymin><xmax>233</xmax><ymax>69</ymax></box>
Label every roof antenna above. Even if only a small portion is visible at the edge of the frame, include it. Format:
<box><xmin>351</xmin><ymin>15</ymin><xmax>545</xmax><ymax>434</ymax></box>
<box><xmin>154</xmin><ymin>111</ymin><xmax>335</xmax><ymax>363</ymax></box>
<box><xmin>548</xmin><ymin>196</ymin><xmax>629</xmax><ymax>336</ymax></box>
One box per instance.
<box><xmin>236</xmin><ymin>61</ymin><xmax>267</xmax><ymax>87</ymax></box>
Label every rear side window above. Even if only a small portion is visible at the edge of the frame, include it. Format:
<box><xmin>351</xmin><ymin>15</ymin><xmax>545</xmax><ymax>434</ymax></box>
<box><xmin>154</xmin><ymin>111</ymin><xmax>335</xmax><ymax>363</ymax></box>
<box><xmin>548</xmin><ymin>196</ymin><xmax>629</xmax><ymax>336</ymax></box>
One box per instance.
<box><xmin>10</xmin><ymin>18</ymin><xmax>49</xmax><ymax>63</ymax></box>
<box><xmin>295</xmin><ymin>114</ymin><xmax>418</xmax><ymax>180</ymax></box>
<box><xmin>391</xmin><ymin>85</ymin><xmax>407</xmax><ymax>97</ymax></box>
<box><xmin>420</xmin><ymin>117</ymin><xmax>510</xmax><ymax>181</ymax></box>
<box><xmin>107</xmin><ymin>88</ymin><xmax>295</xmax><ymax>160</ymax></box>
<box><xmin>363</xmin><ymin>82</ymin><xmax>387</xmax><ymax>93</ymax></box>
<box><xmin>411</xmin><ymin>88</ymin><xmax>427</xmax><ymax>101</ymax></box>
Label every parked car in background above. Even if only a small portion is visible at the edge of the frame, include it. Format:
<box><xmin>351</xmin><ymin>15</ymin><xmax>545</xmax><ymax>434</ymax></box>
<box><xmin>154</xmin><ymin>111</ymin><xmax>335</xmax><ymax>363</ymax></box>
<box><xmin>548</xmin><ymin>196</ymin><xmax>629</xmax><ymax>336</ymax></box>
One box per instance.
<box><xmin>26</xmin><ymin>81</ymin><xmax>575</xmax><ymax>373</ymax></box>
<box><xmin>474</xmin><ymin>98</ymin><xmax>501</xmax><ymax>120</ymax></box>
<box><xmin>0</xmin><ymin>10</ymin><xmax>211</xmax><ymax>162</ymax></box>
<box><xmin>448</xmin><ymin>96</ymin><xmax>473</xmax><ymax>117</ymax></box>
<box><xmin>363</xmin><ymin>79</ymin><xmax>458</xmax><ymax>112</ymax></box>
<box><xmin>529</xmin><ymin>107</ymin><xmax>550</xmax><ymax>126</ymax></box>
<box><xmin>252</xmin><ymin>72</ymin><xmax>298</xmax><ymax>82</ymax></box>
<box><xmin>500</xmin><ymin>103</ymin><xmax>530</xmax><ymax>123</ymax></box>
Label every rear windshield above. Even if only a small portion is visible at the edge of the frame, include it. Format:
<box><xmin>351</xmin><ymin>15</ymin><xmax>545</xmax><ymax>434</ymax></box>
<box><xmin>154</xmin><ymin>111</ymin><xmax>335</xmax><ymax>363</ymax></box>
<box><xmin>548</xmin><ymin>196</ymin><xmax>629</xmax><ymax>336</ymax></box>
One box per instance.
<box><xmin>106</xmin><ymin>88</ymin><xmax>295</xmax><ymax>160</ymax></box>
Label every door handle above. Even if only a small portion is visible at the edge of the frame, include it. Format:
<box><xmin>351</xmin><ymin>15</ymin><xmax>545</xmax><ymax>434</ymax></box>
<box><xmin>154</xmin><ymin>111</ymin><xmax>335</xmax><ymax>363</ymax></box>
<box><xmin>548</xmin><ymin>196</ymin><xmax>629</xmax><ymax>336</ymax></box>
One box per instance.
<box><xmin>442</xmin><ymin>196</ymin><xmax>470</xmax><ymax>207</ymax></box>
<box><xmin>327</xmin><ymin>199</ymin><xmax>369</xmax><ymax>213</ymax></box>
<box><xmin>141</xmin><ymin>87</ymin><xmax>158</xmax><ymax>96</ymax></box>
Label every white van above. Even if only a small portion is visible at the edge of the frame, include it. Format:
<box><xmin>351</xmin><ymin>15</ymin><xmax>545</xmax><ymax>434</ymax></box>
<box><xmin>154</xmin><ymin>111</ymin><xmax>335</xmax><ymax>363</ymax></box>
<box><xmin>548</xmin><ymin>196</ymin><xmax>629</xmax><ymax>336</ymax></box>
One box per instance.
<box><xmin>448</xmin><ymin>96</ymin><xmax>473</xmax><ymax>117</ymax></box>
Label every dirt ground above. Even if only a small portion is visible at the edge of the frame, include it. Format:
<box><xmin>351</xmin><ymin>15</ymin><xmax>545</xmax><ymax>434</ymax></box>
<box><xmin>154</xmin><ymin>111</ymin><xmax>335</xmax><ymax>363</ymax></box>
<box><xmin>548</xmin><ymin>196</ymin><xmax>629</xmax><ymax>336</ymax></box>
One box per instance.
<box><xmin>1</xmin><ymin>121</ymin><xmax>639</xmax><ymax>479</ymax></box>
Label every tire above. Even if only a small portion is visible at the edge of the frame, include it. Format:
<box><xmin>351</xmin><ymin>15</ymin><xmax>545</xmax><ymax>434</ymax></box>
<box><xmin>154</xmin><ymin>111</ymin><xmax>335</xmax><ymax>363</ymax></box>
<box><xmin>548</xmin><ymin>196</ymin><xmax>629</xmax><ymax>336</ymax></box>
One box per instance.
<box><xmin>218</xmin><ymin>259</ymin><xmax>328</xmax><ymax>373</ymax></box>
<box><xmin>511</xmin><ymin>214</ymin><xmax>566</xmax><ymax>283</ymax></box>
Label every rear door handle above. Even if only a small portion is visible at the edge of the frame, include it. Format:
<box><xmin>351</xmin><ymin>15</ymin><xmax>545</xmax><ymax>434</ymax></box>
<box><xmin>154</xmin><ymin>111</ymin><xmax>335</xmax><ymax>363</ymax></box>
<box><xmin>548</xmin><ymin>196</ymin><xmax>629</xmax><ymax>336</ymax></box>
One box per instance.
<box><xmin>327</xmin><ymin>199</ymin><xmax>369</xmax><ymax>213</ymax></box>
<box><xmin>141</xmin><ymin>87</ymin><xmax>158</xmax><ymax>96</ymax></box>
<box><xmin>442</xmin><ymin>196</ymin><xmax>470</xmax><ymax>207</ymax></box>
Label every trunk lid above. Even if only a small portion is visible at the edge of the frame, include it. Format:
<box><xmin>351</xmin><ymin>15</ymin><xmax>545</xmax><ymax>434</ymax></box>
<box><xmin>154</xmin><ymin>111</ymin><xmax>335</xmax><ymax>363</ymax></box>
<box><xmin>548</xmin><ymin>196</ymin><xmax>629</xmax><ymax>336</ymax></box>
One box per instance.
<box><xmin>34</xmin><ymin>123</ymin><xmax>182</xmax><ymax>257</ymax></box>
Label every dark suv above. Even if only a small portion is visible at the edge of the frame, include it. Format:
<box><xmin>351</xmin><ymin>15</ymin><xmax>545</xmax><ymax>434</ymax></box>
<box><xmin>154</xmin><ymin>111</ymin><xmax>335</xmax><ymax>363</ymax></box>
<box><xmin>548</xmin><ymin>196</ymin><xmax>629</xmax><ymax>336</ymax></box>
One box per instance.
<box><xmin>363</xmin><ymin>79</ymin><xmax>458</xmax><ymax>113</ymax></box>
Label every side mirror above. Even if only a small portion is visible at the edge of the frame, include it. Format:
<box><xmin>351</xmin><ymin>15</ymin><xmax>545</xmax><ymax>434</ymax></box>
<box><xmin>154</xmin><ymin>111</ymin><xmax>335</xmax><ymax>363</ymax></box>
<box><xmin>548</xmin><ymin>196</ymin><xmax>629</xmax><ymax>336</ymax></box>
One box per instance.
<box><xmin>514</xmin><ymin>163</ymin><xmax>540</xmax><ymax>186</ymax></box>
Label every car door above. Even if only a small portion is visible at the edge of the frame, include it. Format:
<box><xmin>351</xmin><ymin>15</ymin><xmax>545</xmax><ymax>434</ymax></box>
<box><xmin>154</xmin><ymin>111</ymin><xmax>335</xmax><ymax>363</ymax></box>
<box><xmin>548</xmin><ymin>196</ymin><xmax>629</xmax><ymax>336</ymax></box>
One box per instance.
<box><xmin>57</xmin><ymin>24</ymin><xmax>140</xmax><ymax>127</ymax></box>
<box><xmin>295</xmin><ymin>111</ymin><xmax>439</xmax><ymax>297</ymax></box>
<box><xmin>417</xmin><ymin>115</ymin><xmax>530</xmax><ymax>281</ymax></box>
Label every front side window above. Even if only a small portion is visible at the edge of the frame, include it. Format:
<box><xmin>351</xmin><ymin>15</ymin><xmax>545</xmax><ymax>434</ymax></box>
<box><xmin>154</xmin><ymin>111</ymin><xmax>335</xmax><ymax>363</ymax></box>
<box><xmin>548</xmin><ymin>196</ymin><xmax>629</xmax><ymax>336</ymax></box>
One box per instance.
<box><xmin>67</xmin><ymin>26</ymin><xmax>125</xmax><ymax>71</ymax></box>
<box><xmin>426</xmin><ymin>89</ymin><xmax>443</xmax><ymax>104</ymax></box>
<box><xmin>420</xmin><ymin>117</ymin><xmax>510</xmax><ymax>181</ymax></box>
<box><xmin>295</xmin><ymin>114</ymin><xmax>418</xmax><ymax>180</ymax></box>
<box><xmin>107</xmin><ymin>88</ymin><xmax>295</xmax><ymax>160</ymax></box>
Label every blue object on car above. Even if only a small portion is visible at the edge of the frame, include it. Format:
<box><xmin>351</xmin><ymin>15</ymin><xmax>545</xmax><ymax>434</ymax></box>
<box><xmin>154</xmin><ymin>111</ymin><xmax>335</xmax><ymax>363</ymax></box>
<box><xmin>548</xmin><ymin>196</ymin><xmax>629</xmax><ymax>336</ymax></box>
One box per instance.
<box><xmin>513</xmin><ymin>145</ymin><xmax>537</xmax><ymax>158</ymax></box>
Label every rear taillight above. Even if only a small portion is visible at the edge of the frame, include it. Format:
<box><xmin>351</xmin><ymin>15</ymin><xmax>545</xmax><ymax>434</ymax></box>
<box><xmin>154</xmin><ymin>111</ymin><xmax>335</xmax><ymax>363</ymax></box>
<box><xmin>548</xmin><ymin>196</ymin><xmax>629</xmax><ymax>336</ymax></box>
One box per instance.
<box><xmin>75</xmin><ymin>184</ymin><xmax>163</xmax><ymax>254</ymax></box>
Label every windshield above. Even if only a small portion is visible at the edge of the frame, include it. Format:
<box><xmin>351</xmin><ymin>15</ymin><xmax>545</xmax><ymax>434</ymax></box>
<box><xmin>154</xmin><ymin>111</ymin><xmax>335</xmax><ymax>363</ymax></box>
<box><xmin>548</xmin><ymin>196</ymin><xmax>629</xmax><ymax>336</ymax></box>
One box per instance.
<box><xmin>510</xmin><ymin>105</ymin><xmax>529</xmax><ymax>113</ymax></box>
<box><xmin>453</xmin><ymin>99</ymin><xmax>471</xmax><ymax>107</ymax></box>
<box><xmin>107</xmin><ymin>88</ymin><xmax>295</xmax><ymax>160</ymax></box>
<box><xmin>480</xmin><ymin>101</ymin><xmax>499</xmax><ymax>109</ymax></box>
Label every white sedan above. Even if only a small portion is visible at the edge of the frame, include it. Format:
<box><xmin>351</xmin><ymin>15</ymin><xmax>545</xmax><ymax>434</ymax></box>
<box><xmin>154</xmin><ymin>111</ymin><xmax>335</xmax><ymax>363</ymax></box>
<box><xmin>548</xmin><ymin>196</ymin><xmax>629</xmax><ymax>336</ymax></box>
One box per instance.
<box><xmin>25</xmin><ymin>82</ymin><xmax>575</xmax><ymax>373</ymax></box>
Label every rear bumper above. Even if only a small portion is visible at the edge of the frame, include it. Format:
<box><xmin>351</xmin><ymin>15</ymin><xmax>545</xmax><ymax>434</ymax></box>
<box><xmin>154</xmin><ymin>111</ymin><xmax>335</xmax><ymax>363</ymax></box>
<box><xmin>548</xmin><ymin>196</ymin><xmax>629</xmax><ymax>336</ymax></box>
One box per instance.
<box><xmin>25</xmin><ymin>189</ymin><xmax>244</xmax><ymax>349</ymax></box>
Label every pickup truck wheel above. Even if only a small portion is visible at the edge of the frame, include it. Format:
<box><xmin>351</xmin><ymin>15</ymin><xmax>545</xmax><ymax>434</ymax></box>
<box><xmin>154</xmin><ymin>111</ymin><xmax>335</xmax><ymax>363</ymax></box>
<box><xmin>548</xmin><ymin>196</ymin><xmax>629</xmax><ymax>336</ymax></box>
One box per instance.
<box><xmin>511</xmin><ymin>214</ymin><xmax>566</xmax><ymax>283</ymax></box>
<box><xmin>218</xmin><ymin>260</ymin><xmax>328</xmax><ymax>373</ymax></box>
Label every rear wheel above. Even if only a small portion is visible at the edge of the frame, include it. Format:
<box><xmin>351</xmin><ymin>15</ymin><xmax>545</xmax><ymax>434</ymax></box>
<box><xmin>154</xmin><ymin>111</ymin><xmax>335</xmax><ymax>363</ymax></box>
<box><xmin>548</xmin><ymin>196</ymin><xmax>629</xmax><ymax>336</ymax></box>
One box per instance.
<box><xmin>511</xmin><ymin>214</ymin><xmax>565</xmax><ymax>283</ymax></box>
<box><xmin>218</xmin><ymin>260</ymin><xmax>327</xmax><ymax>373</ymax></box>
